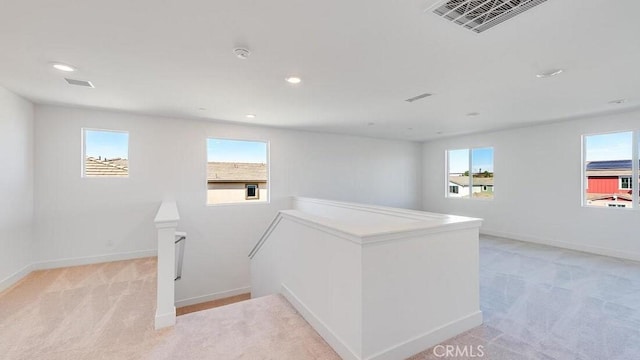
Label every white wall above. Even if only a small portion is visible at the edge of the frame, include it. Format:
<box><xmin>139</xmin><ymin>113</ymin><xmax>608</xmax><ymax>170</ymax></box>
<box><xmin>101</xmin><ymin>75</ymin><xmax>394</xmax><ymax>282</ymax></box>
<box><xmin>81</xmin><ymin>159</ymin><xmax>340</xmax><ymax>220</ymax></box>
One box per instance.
<box><xmin>0</xmin><ymin>87</ymin><xmax>34</xmax><ymax>290</ymax></box>
<box><xmin>422</xmin><ymin>109</ymin><xmax>640</xmax><ymax>260</ymax></box>
<box><xmin>33</xmin><ymin>105</ymin><xmax>423</xmax><ymax>303</ymax></box>
<box><xmin>251</xmin><ymin>198</ymin><xmax>482</xmax><ymax>360</ymax></box>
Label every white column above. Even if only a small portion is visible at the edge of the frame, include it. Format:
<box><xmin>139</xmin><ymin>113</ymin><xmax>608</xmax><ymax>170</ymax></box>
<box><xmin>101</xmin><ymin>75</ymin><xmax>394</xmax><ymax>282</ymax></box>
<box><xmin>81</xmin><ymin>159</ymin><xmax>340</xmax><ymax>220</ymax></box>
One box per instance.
<box><xmin>154</xmin><ymin>201</ymin><xmax>179</xmax><ymax>329</ymax></box>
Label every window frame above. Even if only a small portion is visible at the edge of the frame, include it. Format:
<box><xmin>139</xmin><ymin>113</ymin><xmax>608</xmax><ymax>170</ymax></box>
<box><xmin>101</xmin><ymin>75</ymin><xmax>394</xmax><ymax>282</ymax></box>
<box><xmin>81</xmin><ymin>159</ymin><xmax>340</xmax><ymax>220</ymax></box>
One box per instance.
<box><xmin>245</xmin><ymin>184</ymin><xmax>260</xmax><ymax>200</ymax></box>
<box><xmin>81</xmin><ymin>128</ymin><xmax>130</xmax><ymax>179</ymax></box>
<box><xmin>206</xmin><ymin>137</ymin><xmax>270</xmax><ymax>207</ymax></box>
<box><xmin>445</xmin><ymin>147</ymin><xmax>495</xmax><ymax>200</ymax></box>
<box><xmin>581</xmin><ymin>129</ymin><xmax>639</xmax><ymax>209</ymax></box>
<box><xmin>619</xmin><ymin>176</ymin><xmax>632</xmax><ymax>190</ymax></box>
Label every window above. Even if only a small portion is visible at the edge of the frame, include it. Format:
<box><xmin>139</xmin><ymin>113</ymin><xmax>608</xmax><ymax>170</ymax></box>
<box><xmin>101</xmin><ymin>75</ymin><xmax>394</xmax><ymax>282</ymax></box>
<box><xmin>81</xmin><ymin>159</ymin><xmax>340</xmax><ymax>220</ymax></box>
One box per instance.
<box><xmin>82</xmin><ymin>129</ymin><xmax>129</xmax><ymax>177</ymax></box>
<box><xmin>207</xmin><ymin>138</ymin><xmax>269</xmax><ymax>205</ymax></box>
<box><xmin>620</xmin><ymin>176</ymin><xmax>632</xmax><ymax>190</ymax></box>
<box><xmin>246</xmin><ymin>184</ymin><xmax>259</xmax><ymax>199</ymax></box>
<box><xmin>583</xmin><ymin>131</ymin><xmax>637</xmax><ymax>208</ymax></box>
<box><xmin>446</xmin><ymin>147</ymin><xmax>494</xmax><ymax>199</ymax></box>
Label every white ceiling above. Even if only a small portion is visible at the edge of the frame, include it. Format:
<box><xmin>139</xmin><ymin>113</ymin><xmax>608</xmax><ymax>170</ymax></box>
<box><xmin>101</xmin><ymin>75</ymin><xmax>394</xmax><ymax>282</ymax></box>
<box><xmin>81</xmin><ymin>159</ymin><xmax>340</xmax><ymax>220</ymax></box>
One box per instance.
<box><xmin>1</xmin><ymin>0</ymin><xmax>639</xmax><ymax>141</ymax></box>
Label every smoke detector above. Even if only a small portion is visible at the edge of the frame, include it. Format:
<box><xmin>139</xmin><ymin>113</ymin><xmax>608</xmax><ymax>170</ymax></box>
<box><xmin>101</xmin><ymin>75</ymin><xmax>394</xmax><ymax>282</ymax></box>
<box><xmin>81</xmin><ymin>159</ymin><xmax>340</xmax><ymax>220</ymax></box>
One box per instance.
<box><xmin>233</xmin><ymin>48</ymin><xmax>250</xmax><ymax>60</ymax></box>
<box><xmin>536</xmin><ymin>69</ymin><xmax>563</xmax><ymax>78</ymax></box>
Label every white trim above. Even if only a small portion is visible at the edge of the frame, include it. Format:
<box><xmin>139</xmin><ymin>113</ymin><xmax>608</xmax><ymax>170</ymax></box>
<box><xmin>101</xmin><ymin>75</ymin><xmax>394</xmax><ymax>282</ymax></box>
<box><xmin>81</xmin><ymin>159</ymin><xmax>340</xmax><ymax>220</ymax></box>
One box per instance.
<box><xmin>618</xmin><ymin>176</ymin><xmax>632</xmax><ymax>190</ymax></box>
<box><xmin>175</xmin><ymin>286</ymin><xmax>251</xmax><ymax>308</ymax></box>
<box><xmin>205</xmin><ymin>137</ymin><xmax>270</xmax><ymax>206</ymax></box>
<box><xmin>81</xmin><ymin>127</ymin><xmax>130</xmax><ymax>178</ymax></box>
<box><xmin>267</xmin><ymin>210</ymin><xmax>480</xmax><ymax>246</ymax></box>
<box><xmin>582</xmin><ymin>130</ymin><xmax>637</xmax><ymax>208</ymax></box>
<box><xmin>294</xmin><ymin>197</ymin><xmax>448</xmax><ymax>221</ymax></box>
<box><xmin>154</xmin><ymin>201</ymin><xmax>180</xmax><ymax>225</ymax></box>
<box><xmin>581</xmin><ymin>134</ymin><xmax>587</xmax><ymax>205</ymax></box>
<box><xmin>0</xmin><ymin>263</ymin><xmax>34</xmax><ymax>293</ymax></box>
<box><xmin>155</xmin><ymin>307</ymin><xmax>176</xmax><ymax>329</ymax></box>
<box><xmin>633</xmin><ymin>129</ymin><xmax>639</xmax><ymax>207</ymax></box>
<box><xmin>445</xmin><ymin>147</ymin><xmax>494</xmax><ymax>200</ymax></box>
<box><xmin>281</xmin><ymin>284</ymin><xmax>361</xmax><ymax>360</ymax></box>
<box><xmin>249</xmin><ymin>198</ymin><xmax>482</xmax><ymax>258</ymax></box>
<box><xmin>366</xmin><ymin>311</ymin><xmax>483</xmax><ymax>360</ymax></box>
<box><xmin>0</xmin><ymin>249</ymin><xmax>157</xmax><ymax>294</ymax></box>
<box><xmin>34</xmin><ymin>249</ymin><xmax>157</xmax><ymax>270</ymax></box>
<box><xmin>282</xmin><ymin>283</ymin><xmax>482</xmax><ymax>360</ymax></box>
<box><xmin>481</xmin><ymin>230</ymin><xmax>640</xmax><ymax>262</ymax></box>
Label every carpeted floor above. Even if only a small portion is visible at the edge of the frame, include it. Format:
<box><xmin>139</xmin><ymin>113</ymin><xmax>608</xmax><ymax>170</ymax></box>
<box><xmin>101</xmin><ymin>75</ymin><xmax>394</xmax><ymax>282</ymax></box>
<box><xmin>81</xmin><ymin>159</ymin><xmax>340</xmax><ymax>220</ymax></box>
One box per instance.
<box><xmin>410</xmin><ymin>236</ymin><xmax>640</xmax><ymax>360</ymax></box>
<box><xmin>0</xmin><ymin>258</ymin><xmax>339</xmax><ymax>360</ymax></box>
<box><xmin>3</xmin><ymin>237</ymin><xmax>640</xmax><ymax>359</ymax></box>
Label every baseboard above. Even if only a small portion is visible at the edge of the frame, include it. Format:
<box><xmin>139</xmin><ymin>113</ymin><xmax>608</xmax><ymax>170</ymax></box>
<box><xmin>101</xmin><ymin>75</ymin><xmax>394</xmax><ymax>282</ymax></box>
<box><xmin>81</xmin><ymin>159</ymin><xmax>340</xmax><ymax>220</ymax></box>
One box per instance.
<box><xmin>0</xmin><ymin>249</ymin><xmax>157</xmax><ymax>294</ymax></box>
<box><xmin>0</xmin><ymin>263</ymin><xmax>34</xmax><ymax>293</ymax></box>
<box><xmin>281</xmin><ymin>283</ymin><xmax>361</xmax><ymax>360</ymax></box>
<box><xmin>155</xmin><ymin>307</ymin><xmax>176</xmax><ymax>329</ymax></box>
<box><xmin>481</xmin><ymin>230</ymin><xmax>640</xmax><ymax>262</ymax></box>
<box><xmin>366</xmin><ymin>311</ymin><xmax>483</xmax><ymax>360</ymax></box>
<box><xmin>33</xmin><ymin>249</ymin><xmax>158</xmax><ymax>270</ymax></box>
<box><xmin>175</xmin><ymin>286</ymin><xmax>252</xmax><ymax>308</ymax></box>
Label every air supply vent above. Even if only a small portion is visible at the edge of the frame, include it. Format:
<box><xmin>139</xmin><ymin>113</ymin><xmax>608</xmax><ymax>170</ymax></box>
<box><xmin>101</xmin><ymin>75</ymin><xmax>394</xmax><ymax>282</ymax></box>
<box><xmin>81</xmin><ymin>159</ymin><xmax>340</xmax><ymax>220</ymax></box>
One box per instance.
<box><xmin>65</xmin><ymin>78</ymin><xmax>94</xmax><ymax>88</ymax></box>
<box><xmin>432</xmin><ymin>0</ymin><xmax>548</xmax><ymax>33</ymax></box>
<box><xmin>405</xmin><ymin>93</ymin><xmax>432</xmax><ymax>103</ymax></box>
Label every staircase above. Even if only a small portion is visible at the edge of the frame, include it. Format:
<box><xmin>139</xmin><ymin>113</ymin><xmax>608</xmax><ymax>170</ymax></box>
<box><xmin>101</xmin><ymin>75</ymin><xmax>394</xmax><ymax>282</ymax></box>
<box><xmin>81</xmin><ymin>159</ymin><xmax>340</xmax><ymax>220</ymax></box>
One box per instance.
<box><xmin>249</xmin><ymin>197</ymin><xmax>484</xmax><ymax>360</ymax></box>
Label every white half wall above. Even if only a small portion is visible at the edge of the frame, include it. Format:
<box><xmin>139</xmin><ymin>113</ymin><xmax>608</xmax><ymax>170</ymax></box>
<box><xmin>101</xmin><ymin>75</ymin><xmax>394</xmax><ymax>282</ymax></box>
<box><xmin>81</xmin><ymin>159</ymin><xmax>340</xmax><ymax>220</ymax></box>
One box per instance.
<box><xmin>422</xmin><ymin>109</ymin><xmax>640</xmax><ymax>260</ymax></box>
<box><xmin>33</xmin><ymin>105</ymin><xmax>423</xmax><ymax>303</ymax></box>
<box><xmin>0</xmin><ymin>87</ymin><xmax>34</xmax><ymax>291</ymax></box>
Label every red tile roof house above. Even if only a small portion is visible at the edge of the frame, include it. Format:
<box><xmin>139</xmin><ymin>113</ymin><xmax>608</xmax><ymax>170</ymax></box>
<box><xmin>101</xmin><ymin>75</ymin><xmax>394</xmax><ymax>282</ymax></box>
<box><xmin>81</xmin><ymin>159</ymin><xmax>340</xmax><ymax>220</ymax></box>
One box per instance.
<box><xmin>585</xmin><ymin>160</ymin><xmax>634</xmax><ymax>207</ymax></box>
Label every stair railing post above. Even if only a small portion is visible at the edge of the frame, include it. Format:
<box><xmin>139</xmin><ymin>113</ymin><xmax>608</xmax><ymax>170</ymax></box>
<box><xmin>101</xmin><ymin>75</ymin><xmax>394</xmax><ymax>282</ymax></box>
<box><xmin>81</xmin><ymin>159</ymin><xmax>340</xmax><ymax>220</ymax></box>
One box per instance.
<box><xmin>154</xmin><ymin>201</ymin><xmax>180</xmax><ymax>329</ymax></box>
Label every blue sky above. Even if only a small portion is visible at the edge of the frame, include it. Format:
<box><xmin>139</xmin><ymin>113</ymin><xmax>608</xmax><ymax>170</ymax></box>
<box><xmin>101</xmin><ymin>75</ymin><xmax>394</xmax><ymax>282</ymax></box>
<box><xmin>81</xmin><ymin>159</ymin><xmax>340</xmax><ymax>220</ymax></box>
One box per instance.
<box><xmin>85</xmin><ymin>130</ymin><xmax>128</xmax><ymax>159</ymax></box>
<box><xmin>449</xmin><ymin>148</ymin><xmax>494</xmax><ymax>174</ymax></box>
<box><xmin>585</xmin><ymin>131</ymin><xmax>632</xmax><ymax>161</ymax></box>
<box><xmin>207</xmin><ymin>139</ymin><xmax>267</xmax><ymax>163</ymax></box>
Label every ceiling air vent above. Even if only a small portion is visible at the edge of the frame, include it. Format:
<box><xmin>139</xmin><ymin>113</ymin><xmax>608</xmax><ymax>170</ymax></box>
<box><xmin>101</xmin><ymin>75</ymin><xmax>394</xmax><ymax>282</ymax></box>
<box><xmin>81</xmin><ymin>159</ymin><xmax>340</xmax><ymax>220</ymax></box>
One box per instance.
<box><xmin>65</xmin><ymin>78</ymin><xmax>94</xmax><ymax>88</ymax></box>
<box><xmin>432</xmin><ymin>0</ymin><xmax>548</xmax><ymax>33</ymax></box>
<box><xmin>405</xmin><ymin>93</ymin><xmax>432</xmax><ymax>103</ymax></box>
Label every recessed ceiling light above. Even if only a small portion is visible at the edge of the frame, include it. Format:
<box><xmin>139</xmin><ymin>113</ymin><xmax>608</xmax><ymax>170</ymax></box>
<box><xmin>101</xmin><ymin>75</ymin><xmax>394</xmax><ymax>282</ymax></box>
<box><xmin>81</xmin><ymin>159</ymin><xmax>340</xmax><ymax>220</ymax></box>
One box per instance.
<box><xmin>52</xmin><ymin>63</ymin><xmax>76</xmax><ymax>72</ymax></box>
<box><xmin>467</xmin><ymin>112</ymin><xmax>480</xmax><ymax>116</ymax></box>
<box><xmin>285</xmin><ymin>76</ymin><xmax>302</xmax><ymax>84</ymax></box>
<box><xmin>608</xmin><ymin>99</ymin><xmax>627</xmax><ymax>104</ymax></box>
<box><xmin>233</xmin><ymin>48</ymin><xmax>250</xmax><ymax>60</ymax></box>
<box><xmin>246</xmin><ymin>114</ymin><xmax>256</xmax><ymax>118</ymax></box>
<box><xmin>536</xmin><ymin>69</ymin><xmax>564</xmax><ymax>78</ymax></box>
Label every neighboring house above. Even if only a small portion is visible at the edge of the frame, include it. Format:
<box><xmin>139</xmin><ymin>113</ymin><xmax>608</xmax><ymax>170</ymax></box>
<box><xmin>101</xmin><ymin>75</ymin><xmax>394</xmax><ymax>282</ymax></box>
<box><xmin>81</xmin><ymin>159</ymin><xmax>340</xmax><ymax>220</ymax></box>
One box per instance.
<box><xmin>585</xmin><ymin>160</ymin><xmax>633</xmax><ymax>207</ymax></box>
<box><xmin>207</xmin><ymin>162</ymin><xmax>268</xmax><ymax>204</ymax></box>
<box><xmin>85</xmin><ymin>157</ymin><xmax>128</xmax><ymax>177</ymax></box>
<box><xmin>448</xmin><ymin>176</ymin><xmax>494</xmax><ymax>198</ymax></box>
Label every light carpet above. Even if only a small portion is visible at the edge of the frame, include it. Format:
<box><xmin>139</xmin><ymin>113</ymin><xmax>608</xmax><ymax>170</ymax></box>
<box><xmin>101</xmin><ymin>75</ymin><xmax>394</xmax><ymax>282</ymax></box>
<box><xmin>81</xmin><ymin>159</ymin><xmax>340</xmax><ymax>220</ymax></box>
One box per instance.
<box><xmin>4</xmin><ymin>236</ymin><xmax>640</xmax><ymax>359</ymax></box>
<box><xmin>0</xmin><ymin>258</ymin><xmax>339</xmax><ymax>360</ymax></box>
<box><xmin>410</xmin><ymin>236</ymin><xmax>640</xmax><ymax>359</ymax></box>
